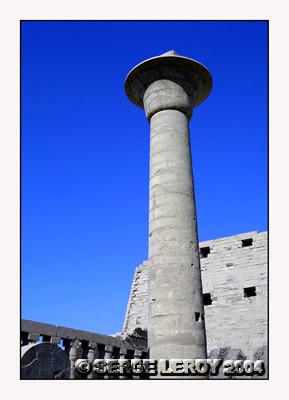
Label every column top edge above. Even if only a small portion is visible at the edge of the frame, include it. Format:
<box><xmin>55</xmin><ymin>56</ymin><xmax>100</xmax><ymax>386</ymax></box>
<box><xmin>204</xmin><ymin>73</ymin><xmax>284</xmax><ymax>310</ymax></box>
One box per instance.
<box><xmin>125</xmin><ymin>52</ymin><xmax>212</xmax><ymax>109</ymax></box>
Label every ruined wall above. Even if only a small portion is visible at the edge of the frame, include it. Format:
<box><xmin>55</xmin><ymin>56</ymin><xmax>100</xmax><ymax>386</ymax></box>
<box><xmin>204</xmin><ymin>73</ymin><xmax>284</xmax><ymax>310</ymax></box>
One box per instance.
<box><xmin>123</xmin><ymin>231</ymin><xmax>268</xmax><ymax>359</ymax></box>
<box><xmin>123</xmin><ymin>260</ymin><xmax>149</xmax><ymax>334</ymax></box>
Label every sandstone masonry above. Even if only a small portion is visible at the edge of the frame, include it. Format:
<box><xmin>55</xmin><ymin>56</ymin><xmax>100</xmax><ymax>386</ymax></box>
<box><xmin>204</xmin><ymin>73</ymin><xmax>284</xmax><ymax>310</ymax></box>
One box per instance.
<box><xmin>123</xmin><ymin>230</ymin><xmax>268</xmax><ymax>359</ymax></box>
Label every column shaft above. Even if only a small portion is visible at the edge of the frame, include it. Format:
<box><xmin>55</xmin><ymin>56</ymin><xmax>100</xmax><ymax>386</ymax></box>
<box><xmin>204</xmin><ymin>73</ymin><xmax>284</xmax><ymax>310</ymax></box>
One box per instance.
<box><xmin>148</xmin><ymin>109</ymin><xmax>206</xmax><ymax>361</ymax></box>
<box><xmin>125</xmin><ymin>50</ymin><xmax>212</xmax><ymax>379</ymax></box>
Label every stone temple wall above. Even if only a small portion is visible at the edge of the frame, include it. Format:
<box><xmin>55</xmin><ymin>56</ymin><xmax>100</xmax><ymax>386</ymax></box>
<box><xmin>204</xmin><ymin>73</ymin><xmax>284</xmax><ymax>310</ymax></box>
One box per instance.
<box><xmin>123</xmin><ymin>231</ymin><xmax>268</xmax><ymax>359</ymax></box>
<box><xmin>123</xmin><ymin>260</ymin><xmax>149</xmax><ymax>334</ymax></box>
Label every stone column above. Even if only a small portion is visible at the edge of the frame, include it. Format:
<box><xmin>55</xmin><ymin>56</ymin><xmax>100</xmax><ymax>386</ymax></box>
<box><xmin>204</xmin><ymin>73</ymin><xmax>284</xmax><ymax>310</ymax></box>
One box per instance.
<box><xmin>69</xmin><ymin>339</ymin><xmax>80</xmax><ymax>379</ymax></box>
<box><xmin>133</xmin><ymin>350</ymin><xmax>142</xmax><ymax>379</ymax></box>
<box><xmin>87</xmin><ymin>342</ymin><xmax>97</xmax><ymax>379</ymax></box>
<box><xmin>119</xmin><ymin>347</ymin><xmax>128</xmax><ymax>379</ymax></box>
<box><xmin>104</xmin><ymin>345</ymin><xmax>113</xmax><ymax>379</ymax></box>
<box><xmin>125</xmin><ymin>51</ymin><xmax>212</xmax><ymax>372</ymax></box>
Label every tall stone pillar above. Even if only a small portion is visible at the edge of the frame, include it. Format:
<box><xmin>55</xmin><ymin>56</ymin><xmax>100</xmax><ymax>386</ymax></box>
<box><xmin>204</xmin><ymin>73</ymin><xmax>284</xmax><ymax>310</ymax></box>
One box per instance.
<box><xmin>125</xmin><ymin>51</ymin><xmax>212</xmax><ymax>373</ymax></box>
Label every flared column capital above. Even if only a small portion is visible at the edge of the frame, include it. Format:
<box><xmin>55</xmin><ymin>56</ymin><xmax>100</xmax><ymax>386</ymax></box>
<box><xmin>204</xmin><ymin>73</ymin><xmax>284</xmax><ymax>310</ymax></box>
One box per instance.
<box><xmin>125</xmin><ymin>50</ymin><xmax>212</xmax><ymax>120</ymax></box>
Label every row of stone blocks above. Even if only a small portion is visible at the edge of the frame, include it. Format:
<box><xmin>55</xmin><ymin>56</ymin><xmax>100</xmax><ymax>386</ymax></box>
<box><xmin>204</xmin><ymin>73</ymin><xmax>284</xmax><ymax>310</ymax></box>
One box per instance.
<box><xmin>21</xmin><ymin>319</ymin><xmax>147</xmax><ymax>379</ymax></box>
<box><xmin>21</xmin><ymin>319</ymin><xmax>267</xmax><ymax>379</ymax></box>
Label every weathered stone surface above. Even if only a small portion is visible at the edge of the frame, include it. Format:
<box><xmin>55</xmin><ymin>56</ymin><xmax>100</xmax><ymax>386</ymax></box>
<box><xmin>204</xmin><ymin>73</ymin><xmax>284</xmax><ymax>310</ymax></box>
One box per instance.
<box><xmin>123</xmin><ymin>261</ymin><xmax>149</xmax><ymax>333</ymax></box>
<box><xmin>143</xmin><ymin>79</ymin><xmax>194</xmax><ymax>120</ymax></box>
<box><xmin>28</xmin><ymin>332</ymin><xmax>40</xmax><ymax>342</ymax></box>
<box><xmin>56</xmin><ymin>326</ymin><xmax>91</xmax><ymax>341</ymax></box>
<box><xmin>20</xmin><ymin>315</ymin><xmax>146</xmax><ymax>380</ymax></box>
<box><xmin>123</xmin><ymin>231</ymin><xmax>268</xmax><ymax>362</ymax></box>
<box><xmin>125</xmin><ymin>51</ymin><xmax>211</xmax><ymax>376</ymax></box>
<box><xmin>148</xmin><ymin>109</ymin><xmax>207</xmax><ymax>364</ymax></box>
<box><xmin>253</xmin><ymin>345</ymin><xmax>268</xmax><ymax>379</ymax></box>
<box><xmin>21</xmin><ymin>319</ymin><xmax>138</xmax><ymax>354</ymax></box>
<box><xmin>50</xmin><ymin>336</ymin><xmax>61</xmax><ymax>344</ymax></box>
<box><xmin>208</xmin><ymin>346</ymin><xmax>246</xmax><ymax>379</ymax></box>
<box><xmin>21</xmin><ymin>320</ymin><xmax>57</xmax><ymax>337</ymax></box>
<box><xmin>123</xmin><ymin>328</ymin><xmax>147</xmax><ymax>351</ymax></box>
<box><xmin>125</xmin><ymin>50</ymin><xmax>212</xmax><ymax>114</ymax></box>
<box><xmin>200</xmin><ymin>231</ymin><xmax>268</xmax><ymax>361</ymax></box>
<box><xmin>21</xmin><ymin>343</ymin><xmax>70</xmax><ymax>379</ymax></box>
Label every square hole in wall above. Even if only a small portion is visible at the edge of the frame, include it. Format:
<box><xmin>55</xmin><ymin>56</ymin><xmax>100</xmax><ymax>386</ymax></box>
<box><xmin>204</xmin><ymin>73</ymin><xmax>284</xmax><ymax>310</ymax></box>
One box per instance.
<box><xmin>200</xmin><ymin>246</ymin><xmax>210</xmax><ymax>258</ymax></box>
<box><xmin>242</xmin><ymin>238</ymin><xmax>253</xmax><ymax>247</ymax></box>
<box><xmin>226</xmin><ymin>262</ymin><xmax>234</xmax><ymax>267</ymax></box>
<box><xmin>243</xmin><ymin>286</ymin><xmax>256</xmax><ymax>297</ymax></box>
<box><xmin>195</xmin><ymin>312</ymin><xmax>200</xmax><ymax>321</ymax></box>
<box><xmin>203</xmin><ymin>293</ymin><xmax>212</xmax><ymax>305</ymax></box>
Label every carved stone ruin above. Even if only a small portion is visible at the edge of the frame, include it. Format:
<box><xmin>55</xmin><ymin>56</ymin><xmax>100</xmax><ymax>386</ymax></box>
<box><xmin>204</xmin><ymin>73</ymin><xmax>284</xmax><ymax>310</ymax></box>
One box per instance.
<box><xmin>21</xmin><ymin>342</ymin><xmax>70</xmax><ymax>379</ymax></box>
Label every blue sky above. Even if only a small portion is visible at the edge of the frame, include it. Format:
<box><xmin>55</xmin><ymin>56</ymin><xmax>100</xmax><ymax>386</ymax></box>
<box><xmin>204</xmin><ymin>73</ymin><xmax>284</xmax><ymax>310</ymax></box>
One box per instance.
<box><xmin>21</xmin><ymin>21</ymin><xmax>268</xmax><ymax>335</ymax></box>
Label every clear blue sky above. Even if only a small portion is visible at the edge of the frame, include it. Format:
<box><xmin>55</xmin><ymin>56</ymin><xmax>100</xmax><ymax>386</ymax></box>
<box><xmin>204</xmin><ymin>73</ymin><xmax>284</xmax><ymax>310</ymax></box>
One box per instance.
<box><xmin>21</xmin><ymin>21</ymin><xmax>268</xmax><ymax>335</ymax></box>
